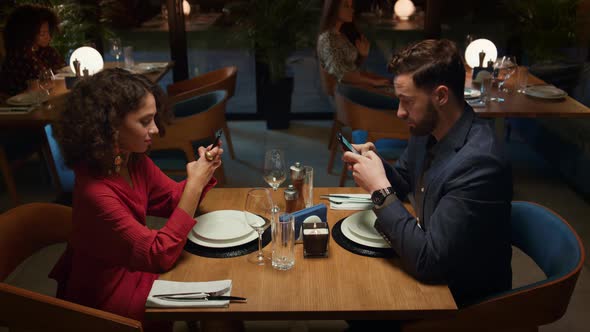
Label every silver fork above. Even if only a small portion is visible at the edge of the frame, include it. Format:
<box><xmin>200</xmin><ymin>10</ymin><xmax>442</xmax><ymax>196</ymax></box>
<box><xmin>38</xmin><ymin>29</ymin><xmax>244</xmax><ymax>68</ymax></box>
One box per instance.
<box><xmin>152</xmin><ymin>286</ymin><xmax>230</xmax><ymax>298</ymax></box>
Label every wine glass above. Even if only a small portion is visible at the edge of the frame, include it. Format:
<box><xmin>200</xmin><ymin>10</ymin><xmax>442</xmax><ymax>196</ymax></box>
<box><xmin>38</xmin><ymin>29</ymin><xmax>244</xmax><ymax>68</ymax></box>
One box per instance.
<box><xmin>109</xmin><ymin>38</ymin><xmax>123</xmax><ymax>66</ymax></box>
<box><xmin>244</xmin><ymin>188</ymin><xmax>273</xmax><ymax>265</ymax></box>
<box><xmin>38</xmin><ymin>69</ymin><xmax>55</xmax><ymax>109</ymax></box>
<box><xmin>493</xmin><ymin>56</ymin><xmax>518</xmax><ymax>93</ymax></box>
<box><xmin>263</xmin><ymin>149</ymin><xmax>287</xmax><ymax>191</ymax></box>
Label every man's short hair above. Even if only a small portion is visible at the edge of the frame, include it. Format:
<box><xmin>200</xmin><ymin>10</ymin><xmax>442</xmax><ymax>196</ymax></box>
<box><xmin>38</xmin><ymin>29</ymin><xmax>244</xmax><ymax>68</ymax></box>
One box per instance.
<box><xmin>388</xmin><ymin>39</ymin><xmax>465</xmax><ymax>102</ymax></box>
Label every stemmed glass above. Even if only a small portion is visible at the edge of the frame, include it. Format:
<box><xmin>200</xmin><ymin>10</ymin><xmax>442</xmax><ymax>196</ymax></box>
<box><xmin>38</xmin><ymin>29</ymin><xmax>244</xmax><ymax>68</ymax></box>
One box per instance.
<box><xmin>109</xmin><ymin>38</ymin><xmax>123</xmax><ymax>67</ymax></box>
<box><xmin>493</xmin><ymin>56</ymin><xmax>518</xmax><ymax>93</ymax></box>
<box><xmin>263</xmin><ymin>149</ymin><xmax>287</xmax><ymax>191</ymax></box>
<box><xmin>244</xmin><ymin>188</ymin><xmax>273</xmax><ymax>265</ymax></box>
<box><xmin>38</xmin><ymin>69</ymin><xmax>55</xmax><ymax>109</ymax></box>
<box><xmin>263</xmin><ymin>149</ymin><xmax>287</xmax><ymax>212</ymax></box>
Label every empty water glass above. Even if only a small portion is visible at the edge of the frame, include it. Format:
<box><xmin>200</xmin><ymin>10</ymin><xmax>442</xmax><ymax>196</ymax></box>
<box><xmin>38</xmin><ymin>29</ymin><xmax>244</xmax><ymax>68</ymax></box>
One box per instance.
<box><xmin>480</xmin><ymin>77</ymin><xmax>492</xmax><ymax>104</ymax></box>
<box><xmin>123</xmin><ymin>46</ymin><xmax>135</xmax><ymax>68</ymax></box>
<box><xmin>272</xmin><ymin>213</ymin><xmax>295</xmax><ymax>271</ymax></box>
<box><xmin>517</xmin><ymin>67</ymin><xmax>529</xmax><ymax>94</ymax></box>
<box><xmin>302</xmin><ymin>166</ymin><xmax>314</xmax><ymax>208</ymax></box>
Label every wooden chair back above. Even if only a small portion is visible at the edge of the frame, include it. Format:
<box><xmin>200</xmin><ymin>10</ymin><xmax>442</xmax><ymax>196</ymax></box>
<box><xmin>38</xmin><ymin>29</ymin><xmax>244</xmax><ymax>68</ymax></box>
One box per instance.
<box><xmin>167</xmin><ymin>66</ymin><xmax>238</xmax><ymax>99</ymax></box>
<box><xmin>401</xmin><ymin>201</ymin><xmax>585</xmax><ymax>332</ymax></box>
<box><xmin>151</xmin><ymin>90</ymin><xmax>228</xmax><ymax>184</ymax></box>
<box><xmin>334</xmin><ymin>87</ymin><xmax>409</xmax><ymax>141</ymax></box>
<box><xmin>0</xmin><ymin>203</ymin><xmax>143</xmax><ymax>332</ymax></box>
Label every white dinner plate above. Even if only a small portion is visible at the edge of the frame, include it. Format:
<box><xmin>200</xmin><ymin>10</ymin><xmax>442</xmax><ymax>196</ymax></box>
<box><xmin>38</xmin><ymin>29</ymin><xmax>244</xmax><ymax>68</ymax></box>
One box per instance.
<box><xmin>128</xmin><ymin>62</ymin><xmax>168</xmax><ymax>74</ymax></box>
<box><xmin>345</xmin><ymin>210</ymin><xmax>383</xmax><ymax>241</ymax></box>
<box><xmin>464</xmin><ymin>88</ymin><xmax>481</xmax><ymax>99</ymax></box>
<box><xmin>341</xmin><ymin>213</ymin><xmax>390</xmax><ymax>248</ymax></box>
<box><xmin>192</xmin><ymin>210</ymin><xmax>255</xmax><ymax>241</ymax></box>
<box><xmin>6</xmin><ymin>91</ymin><xmax>46</xmax><ymax>106</ymax></box>
<box><xmin>187</xmin><ymin>228</ymin><xmax>258</xmax><ymax>248</ymax></box>
<box><xmin>524</xmin><ymin>85</ymin><xmax>567</xmax><ymax>100</ymax></box>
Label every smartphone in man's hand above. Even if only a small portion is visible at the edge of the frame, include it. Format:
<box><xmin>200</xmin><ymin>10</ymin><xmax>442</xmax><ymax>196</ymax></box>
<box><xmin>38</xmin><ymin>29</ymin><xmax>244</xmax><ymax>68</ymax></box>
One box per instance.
<box><xmin>337</xmin><ymin>133</ymin><xmax>360</xmax><ymax>155</ymax></box>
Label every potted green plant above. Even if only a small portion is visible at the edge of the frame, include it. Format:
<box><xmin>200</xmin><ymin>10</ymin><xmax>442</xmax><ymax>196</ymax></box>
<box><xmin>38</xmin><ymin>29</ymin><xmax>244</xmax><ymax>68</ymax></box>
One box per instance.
<box><xmin>502</xmin><ymin>0</ymin><xmax>588</xmax><ymax>92</ymax></box>
<box><xmin>233</xmin><ymin>0</ymin><xmax>319</xmax><ymax>129</ymax></box>
<box><xmin>504</xmin><ymin>0</ymin><xmax>581</xmax><ymax>63</ymax></box>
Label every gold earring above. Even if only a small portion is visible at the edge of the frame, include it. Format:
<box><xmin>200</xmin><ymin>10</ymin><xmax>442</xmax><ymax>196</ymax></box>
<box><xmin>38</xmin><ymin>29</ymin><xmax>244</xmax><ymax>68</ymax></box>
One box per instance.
<box><xmin>113</xmin><ymin>143</ymin><xmax>123</xmax><ymax>174</ymax></box>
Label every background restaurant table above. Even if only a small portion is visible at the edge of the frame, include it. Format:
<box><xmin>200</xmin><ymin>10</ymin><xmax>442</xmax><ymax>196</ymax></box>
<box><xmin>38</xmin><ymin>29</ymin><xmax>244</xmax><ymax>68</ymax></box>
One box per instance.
<box><xmin>356</xmin><ymin>67</ymin><xmax>590</xmax><ymax>137</ymax></box>
<box><xmin>145</xmin><ymin>187</ymin><xmax>457</xmax><ymax>322</ymax></box>
<box><xmin>0</xmin><ymin>62</ymin><xmax>173</xmax><ymax>206</ymax></box>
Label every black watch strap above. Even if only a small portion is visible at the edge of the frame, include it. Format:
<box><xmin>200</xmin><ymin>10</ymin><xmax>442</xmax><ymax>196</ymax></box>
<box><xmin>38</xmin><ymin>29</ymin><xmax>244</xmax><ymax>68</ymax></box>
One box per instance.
<box><xmin>371</xmin><ymin>187</ymin><xmax>395</xmax><ymax>206</ymax></box>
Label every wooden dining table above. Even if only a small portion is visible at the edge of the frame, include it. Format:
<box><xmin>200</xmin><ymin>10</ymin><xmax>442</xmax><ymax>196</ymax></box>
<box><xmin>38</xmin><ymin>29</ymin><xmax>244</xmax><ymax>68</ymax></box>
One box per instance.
<box><xmin>145</xmin><ymin>187</ymin><xmax>457</xmax><ymax>322</ymax></box>
<box><xmin>358</xmin><ymin>67</ymin><xmax>590</xmax><ymax>137</ymax></box>
<box><xmin>0</xmin><ymin>61</ymin><xmax>173</xmax><ymax>206</ymax></box>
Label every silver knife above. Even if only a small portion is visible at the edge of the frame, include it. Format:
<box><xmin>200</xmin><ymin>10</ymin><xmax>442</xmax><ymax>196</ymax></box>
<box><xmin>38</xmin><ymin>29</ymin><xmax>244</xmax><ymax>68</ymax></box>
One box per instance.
<box><xmin>320</xmin><ymin>195</ymin><xmax>371</xmax><ymax>200</ymax></box>
<box><xmin>159</xmin><ymin>295</ymin><xmax>247</xmax><ymax>302</ymax></box>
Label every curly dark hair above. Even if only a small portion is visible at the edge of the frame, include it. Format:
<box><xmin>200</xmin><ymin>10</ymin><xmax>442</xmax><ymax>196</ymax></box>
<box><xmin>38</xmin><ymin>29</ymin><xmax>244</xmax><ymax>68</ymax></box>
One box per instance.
<box><xmin>3</xmin><ymin>4</ymin><xmax>60</xmax><ymax>53</ymax></box>
<box><xmin>388</xmin><ymin>39</ymin><xmax>466</xmax><ymax>102</ymax></box>
<box><xmin>55</xmin><ymin>68</ymin><xmax>171</xmax><ymax>176</ymax></box>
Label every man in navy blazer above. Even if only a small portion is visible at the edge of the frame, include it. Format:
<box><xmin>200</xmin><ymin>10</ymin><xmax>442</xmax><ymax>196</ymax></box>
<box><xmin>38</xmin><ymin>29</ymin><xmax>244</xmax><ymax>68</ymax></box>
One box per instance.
<box><xmin>343</xmin><ymin>39</ymin><xmax>513</xmax><ymax>308</ymax></box>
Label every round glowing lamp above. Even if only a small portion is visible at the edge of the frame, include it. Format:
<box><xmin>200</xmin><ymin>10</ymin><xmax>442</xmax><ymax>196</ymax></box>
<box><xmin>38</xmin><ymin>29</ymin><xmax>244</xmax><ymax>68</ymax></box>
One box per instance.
<box><xmin>464</xmin><ymin>38</ymin><xmax>497</xmax><ymax>68</ymax></box>
<box><xmin>394</xmin><ymin>0</ymin><xmax>416</xmax><ymax>21</ymax></box>
<box><xmin>69</xmin><ymin>46</ymin><xmax>104</xmax><ymax>75</ymax></box>
<box><xmin>183</xmin><ymin>0</ymin><xmax>191</xmax><ymax>16</ymax></box>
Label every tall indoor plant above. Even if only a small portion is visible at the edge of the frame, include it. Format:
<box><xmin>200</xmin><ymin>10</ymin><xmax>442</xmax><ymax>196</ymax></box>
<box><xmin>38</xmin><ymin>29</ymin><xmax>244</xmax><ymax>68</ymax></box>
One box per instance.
<box><xmin>234</xmin><ymin>0</ymin><xmax>318</xmax><ymax>129</ymax></box>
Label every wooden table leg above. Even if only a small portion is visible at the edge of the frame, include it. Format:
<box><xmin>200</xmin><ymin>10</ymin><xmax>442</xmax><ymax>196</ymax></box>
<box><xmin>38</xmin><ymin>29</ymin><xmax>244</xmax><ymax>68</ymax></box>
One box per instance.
<box><xmin>0</xmin><ymin>145</ymin><xmax>20</xmax><ymax>206</ymax></box>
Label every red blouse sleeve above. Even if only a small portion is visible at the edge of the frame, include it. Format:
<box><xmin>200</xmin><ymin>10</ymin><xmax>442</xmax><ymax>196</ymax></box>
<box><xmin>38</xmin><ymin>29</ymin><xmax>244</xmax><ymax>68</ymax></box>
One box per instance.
<box><xmin>142</xmin><ymin>156</ymin><xmax>217</xmax><ymax>218</ymax></box>
<box><xmin>85</xmin><ymin>188</ymin><xmax>196</xmax><ymax>273</ymax></box>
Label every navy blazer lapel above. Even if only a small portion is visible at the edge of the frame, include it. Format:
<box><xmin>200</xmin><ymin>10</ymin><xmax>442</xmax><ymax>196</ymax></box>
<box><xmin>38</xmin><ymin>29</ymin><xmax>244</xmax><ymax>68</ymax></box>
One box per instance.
<box><xmin>423</xmin><ymin>106</ymin><xmax>475</xmax><ymax>188</ymax></box>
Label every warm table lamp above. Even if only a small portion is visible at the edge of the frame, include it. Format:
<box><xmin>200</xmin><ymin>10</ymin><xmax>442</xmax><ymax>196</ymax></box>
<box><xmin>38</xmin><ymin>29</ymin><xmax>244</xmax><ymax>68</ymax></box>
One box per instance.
<box><xmin>465</xmin><ymin>38</ymin><xmax>497</xmax><ymax>81</ymax></box>
<box><xmin>69</xmin><ymin>46</ymin><xmax>104</xmax><ymax>76</ymax></box>
<box><xmin>183</xmin><ymin>0</ymin><xmax>191</xmax><ymax>16</ymax></box>
<box><xmin>394</xmin><ymin>0</ymin><xmax>416</xmax><ymax>21</ymax></box>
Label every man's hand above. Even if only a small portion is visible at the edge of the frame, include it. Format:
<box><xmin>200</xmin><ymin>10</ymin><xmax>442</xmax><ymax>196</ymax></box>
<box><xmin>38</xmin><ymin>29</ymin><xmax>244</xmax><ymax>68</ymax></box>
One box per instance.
<box><xmin>342</xmin><ymin>150</ymin><xmax>391</xmax><ymax>193</ymax></box>
<box><xmin>351</xmin><ymin>142</ymin><xmax>376</xmax><ymax>155</ymax></box>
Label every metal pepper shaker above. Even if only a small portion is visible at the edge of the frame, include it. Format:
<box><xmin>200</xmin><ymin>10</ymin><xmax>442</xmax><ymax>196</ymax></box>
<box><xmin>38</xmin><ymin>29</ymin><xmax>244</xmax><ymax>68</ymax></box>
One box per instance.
<box><xmin>284</xmin><ymin>185</ymin><xmax>298</xmax><ymax>213</ymax></box>
<box><xmin>290</xmin><ymin>162</ymin><xmax>305</xmax><ymax>210</ymax></box>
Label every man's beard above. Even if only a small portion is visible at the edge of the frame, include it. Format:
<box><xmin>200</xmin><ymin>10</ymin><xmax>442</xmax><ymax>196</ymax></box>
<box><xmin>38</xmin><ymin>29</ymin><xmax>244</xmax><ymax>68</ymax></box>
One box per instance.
<box><xmin>409</xmin><ymin>101</ymin><xmax>438</xmax><ymax>136</ymax></box>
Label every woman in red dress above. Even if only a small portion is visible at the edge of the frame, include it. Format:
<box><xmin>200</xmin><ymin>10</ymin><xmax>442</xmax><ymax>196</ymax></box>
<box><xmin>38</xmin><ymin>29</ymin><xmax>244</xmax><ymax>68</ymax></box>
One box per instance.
<box><xmin>49</xmin><ymin>68</ymin><xmax>223</xmax><ymax>331</ymax></box>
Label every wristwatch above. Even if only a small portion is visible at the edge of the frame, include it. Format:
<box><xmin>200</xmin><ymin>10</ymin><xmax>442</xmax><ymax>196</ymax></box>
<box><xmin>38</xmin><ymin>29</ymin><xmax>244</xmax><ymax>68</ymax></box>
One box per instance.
<box><xmin>371</xmin><ymin>187</ymin><xmax>395</xmax><ymax>206</ymax></box>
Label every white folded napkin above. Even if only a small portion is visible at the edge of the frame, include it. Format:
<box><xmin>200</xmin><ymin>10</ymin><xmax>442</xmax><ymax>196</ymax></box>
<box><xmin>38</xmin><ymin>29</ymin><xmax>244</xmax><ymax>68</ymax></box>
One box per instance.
<box><xmin>329</xmin><ymin>194</ymin><xmax>373</xmax><ymax>210</ymax></box>
<box><xmin>146</xmin><ymin>279</ymin><xmax>232</xmax><ymax>308</ymax></box>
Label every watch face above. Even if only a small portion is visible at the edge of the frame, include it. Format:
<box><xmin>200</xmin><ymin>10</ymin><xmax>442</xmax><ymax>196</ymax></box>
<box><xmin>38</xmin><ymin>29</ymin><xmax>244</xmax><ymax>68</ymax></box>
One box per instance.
<box><xmin>371</xmin><ymin>191</ymin><xmax>385</xmax><ymax>205</ymax></box>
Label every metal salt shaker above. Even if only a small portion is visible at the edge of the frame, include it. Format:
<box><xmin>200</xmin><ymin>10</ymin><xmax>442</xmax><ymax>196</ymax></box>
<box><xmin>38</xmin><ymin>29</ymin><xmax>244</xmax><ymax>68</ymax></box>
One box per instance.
<box><xmin>284</xmin><ymin>185</ymin><xmax>298</xmax><ymax>213</ymax></box>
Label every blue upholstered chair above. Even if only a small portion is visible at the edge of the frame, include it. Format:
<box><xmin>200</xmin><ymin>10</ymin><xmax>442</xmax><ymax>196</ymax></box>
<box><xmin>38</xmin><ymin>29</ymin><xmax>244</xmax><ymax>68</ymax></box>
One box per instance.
<box><xmin>44</xmin><ymin>124</ymin><xmax>74</xmax><ymax>205</ymax></box>
<box><xmin>150</xmin><ymin>90</ymin><xmax>228</xmax><ymax>184</ymax></box>
<box><xmin>401</xmin><ymin>201</ymin><xmax>585</xmax><ymax>332</ymax></box>
<box><xmin>332</xmin><ymin>84</ymin><xmax>409</xmax><ymax>186</ymax></box>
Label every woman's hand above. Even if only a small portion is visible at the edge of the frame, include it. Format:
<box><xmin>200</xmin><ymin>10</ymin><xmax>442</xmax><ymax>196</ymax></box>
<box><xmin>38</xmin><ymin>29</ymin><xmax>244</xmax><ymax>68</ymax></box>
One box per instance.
<box><xmin>355</xmin><ymin>35</ymin><xmax>370</xmax><ymax>58</ymax></box>
<box><xmin>186</xmin><ymin>143</ymin><xmax>224</xmax><ymax>188</ymax></box>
